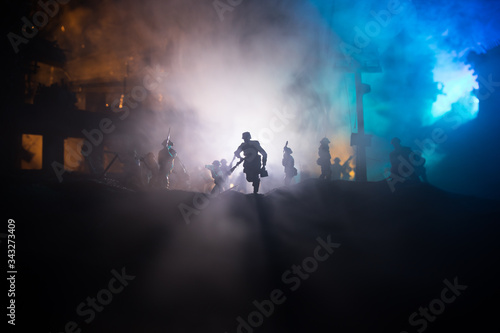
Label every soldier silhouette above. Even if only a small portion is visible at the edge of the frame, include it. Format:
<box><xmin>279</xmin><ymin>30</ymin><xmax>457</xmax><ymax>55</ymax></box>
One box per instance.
<box><xmin>234</xmin><ymin>132</ymin><xmax>267</xmax><ymax>194</ymax></box>
<box><xmin>157</xmin><ymin>139</ymin><xmax>177</xmax><ymax>189</ymax></box>
<box><xmin>317</xmin><ymin>137</ymin><xmax>332</xmax><ymax>180</ymax></box>
<box><xmin>205</xmin><ymin>160</ymin><xmax>225</xmax><ymax>194</ymax></box>
<box><xmin>331</xmin><ymin>157</ymin><xmax>342</xmax><ymax>180</ymax></box>
<box><xmin>389</xmin><ymin>137</ymin><xmax>418</xmax><ymax>181</ymax></box>
<box><xmin>341</xmin><ymin>156</ymin><xmax>354</xmax><ymax>180</ymax></box>
<box><xmin>282</xmin><ymin>142</ymin><xmax>297</xmax><ymax>186</ymax></box>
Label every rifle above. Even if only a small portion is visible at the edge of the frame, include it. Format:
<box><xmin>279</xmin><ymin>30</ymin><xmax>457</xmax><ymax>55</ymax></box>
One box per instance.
<box><xmin>163</xmin><ymin>127</ymin><xmax>171</xmax><ymax>148</ymax></box>
<box><xmin>230</xmin><ymin>158</ymin><xmax>244</xmax><ymax>174</ymax></box>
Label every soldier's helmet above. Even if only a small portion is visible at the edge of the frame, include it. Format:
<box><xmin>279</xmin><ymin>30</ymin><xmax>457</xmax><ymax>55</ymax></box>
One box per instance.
<box><xmin>242</xmin><ymin>132</ymin><xmax>251</xmax><ymax>140</ymax></box>
<box><xmin>320</xmin><ymin>137</ymin><xmax>330</xmax><ymax>144</ymax></box>
<box><xmin>283</xmin><ymin>147</ymin><xmax>293</xmax><ymax>154</ymax></box>
<box><xmin>221</xmin><ymin>159</ymin><xmax>227</xmax><ymax>165</ymax></box>
<box><xmin>391</xmin><ymin>137</ymin><xmax>401</xmax><ymax>146</ymax></box>
<box><xmin>334</xmin><ymin>157</ymin><xmax>341</xmax><ymax>163</ymax></box>
<box><xmin>212</xmin><ymin>160</ymin><xmax>221</xmax><ymax>167</ymax></box>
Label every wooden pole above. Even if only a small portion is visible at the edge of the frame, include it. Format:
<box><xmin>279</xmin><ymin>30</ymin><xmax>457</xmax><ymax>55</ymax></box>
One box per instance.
<box><xmin>355</xmin><ymin>70</ymin><xmax>367</xmax><ymax>182</ymax></box>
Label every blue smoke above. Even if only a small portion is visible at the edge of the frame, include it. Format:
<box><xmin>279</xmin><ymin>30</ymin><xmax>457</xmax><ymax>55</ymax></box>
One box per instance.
<box><xmin>302</xmin><ymin>0</ymin><xmax>500</xmax><ymax>180</ymax></box>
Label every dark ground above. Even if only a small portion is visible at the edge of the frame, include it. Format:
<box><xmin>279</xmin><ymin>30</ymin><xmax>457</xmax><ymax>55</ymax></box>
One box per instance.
<box><xmin>4</xmin><ymin>176</ymin><xmax>500</xmax><ymax>333</ymax></box>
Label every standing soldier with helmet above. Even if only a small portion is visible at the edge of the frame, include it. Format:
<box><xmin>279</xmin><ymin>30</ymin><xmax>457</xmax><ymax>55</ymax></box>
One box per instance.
<box><xmin>317</xmin><ymin>137</ymin><xmax>332</xmax><ymax>180</ymax></box>
<box><xmin>157</xmin><ymin>139</ymin><xmax>176</xmax><ymax>189</ymax></box>
<box><xmin>282</xmin><ymin>141</ymin><xmax>297</xmax><ymax>186</ymax></box>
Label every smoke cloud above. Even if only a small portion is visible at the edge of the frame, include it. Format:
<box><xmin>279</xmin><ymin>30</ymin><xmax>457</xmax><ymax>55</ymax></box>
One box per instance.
<box><xmin>51</xmin><ymin>0</ymin><xmax>500</xmax><ymax>189</ymax></box>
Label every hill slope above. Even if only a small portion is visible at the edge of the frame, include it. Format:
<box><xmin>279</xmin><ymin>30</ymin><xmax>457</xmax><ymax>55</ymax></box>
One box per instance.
<box><xmin>6</xmin><ymin>178</ymin><xmax>500</xmax><ymax>333</ymax></box>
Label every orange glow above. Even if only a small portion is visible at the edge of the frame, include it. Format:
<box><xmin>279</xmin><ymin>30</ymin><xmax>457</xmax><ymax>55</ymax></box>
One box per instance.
<box><xmin>64</xmin><ymin>137</ymin><xmax>88</xmax><ymax>172</ymax></box>
<box><xmin>329</xmin><ymin>139</ymin><xmax>355</xmax><ymax>180</ymax></box>
<box><xmin>118</xmin><ymin>94</ymin><xmax>124</xmax><ymax>109</ymax></box>
<box><xmin>21</xmin><ymin>134</ymin><xmax>43</xmax><ymax>170</ymax></box>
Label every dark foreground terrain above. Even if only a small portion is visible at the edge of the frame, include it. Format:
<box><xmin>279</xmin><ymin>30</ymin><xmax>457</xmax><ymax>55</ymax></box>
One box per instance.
<box><xmin>5</xmin><ymin>176</ymin><xmax>500</xmax><ymax>333</ymax></box>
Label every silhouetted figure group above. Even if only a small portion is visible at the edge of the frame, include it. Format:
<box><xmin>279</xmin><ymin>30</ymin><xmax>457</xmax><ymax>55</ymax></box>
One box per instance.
<box><xmin>129</xmin><ymin>131</ymin><xmax>431</xmax><ymax>194</ymax></box>
<box><xmin>131</xmin><ymin>136</ymin><xmax>188</xmax><ymax>190</ymax></box>
<box><xmin>205</xmin><ymin>159</ymin><xmax>232</xmax><ymax>194</ymax></box>
<box><xmin>331</xmin><ymin>156</ymin><xmax>354</xmax><ymax>180</ymax></box>
<box><xmin>129</xmin><ymin>130</ymin><xmax>360</xmax><ymax>193</ymax></box>
<box><xmin>315</xmin><ymin>137</ymin><xmax>354</xmax><ymax>181</ymax></box>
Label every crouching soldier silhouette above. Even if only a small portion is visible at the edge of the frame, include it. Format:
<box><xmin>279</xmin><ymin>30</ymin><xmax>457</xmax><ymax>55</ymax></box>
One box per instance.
<box><xmin>317</xmin><ymin>137</ymin><xmax>332</xmax><ymax>180</ymax></box>
<box><xmin>205</xmin><ymin>160</ymin><xmax>225</xmax><ymax>194</ymax></box>
<box><xmin>282</xmin><ymin>141</ymin><xmax>297</xmax><ymax>186</ymax></box>
<box><xmin>157</xmin><ymin>139</ymin><xmax>177</xmax><ymax>188</ymax></box>
<box><xmin>234</xmin><ymin>132</ymin><xmax>267</xmax><ymax>194</ymax></box>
